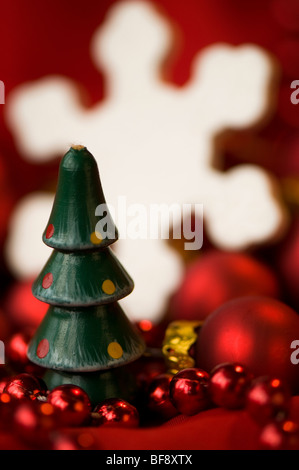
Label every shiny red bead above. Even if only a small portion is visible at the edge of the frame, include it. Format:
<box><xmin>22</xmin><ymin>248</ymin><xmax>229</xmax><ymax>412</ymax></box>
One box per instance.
<box><xmin>47</xmin><ymin>384</ymin><xmax>92</xmax><ymax>426</ymax></box>
<box><xmin>246</xmin><ymin>376</ymin><xmax>291</xmax><ymax>425</ymax></box>
<box><xmin>147</xmin><ymin>373</ymin><xmax>178</xmax><ymax>420</ymax></box>
<box><xmin>3</xmin><ymin>373</ymin><xmax>48</xmax><ymax>401</ymax></box>
<box><xmin>169</xmin><ymin>368</ymin><xmax>210</xmax><ymax>416</ymax></box>
<box><xmin>209</xmin><ymin>363</ymin><xmax>253</xmax><ymax>409</ymax></box>
<box><xmin>93</xmin><ymin>398</ymin><xmax>139</xmax><ymax>428</ymax></box>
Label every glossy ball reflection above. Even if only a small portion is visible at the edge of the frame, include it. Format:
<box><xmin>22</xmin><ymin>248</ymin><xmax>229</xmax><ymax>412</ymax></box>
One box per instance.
<box><xmin>246</xmin><ymin>376</ymin><xmax>291</xmax><ymax>425</ymax></box>
<box><xmin>169</xmin><ymin>368</ymin><xmax>210</xmax><ymax>416</ymax></box>
<box><xmin>147</xmin><ymin>373</ymin><xmax>178</xmax><ymax>420</ymax></box>
<box><xmin>196</xmin><ymin>297</ymin><xmax>299</xmax><ymax>393</ymax></box>
<box><xmin>3</xmin><ymin>373</ymin><xmax>47</xmax><ymax>401</ymax></box>
<box><xmin>47</xmin><ymin>384</ymin><xmax>92</xmax><ymax>426</ymax></box>
<box><xmin>93</xmin><ymin>398</ymin><xmax>139</xmax><ymax>428</ymax></box>
<box><xmin>209</xmin><ymin>363</ymin><xmax>253</xmax><ymax>409</ymax></box>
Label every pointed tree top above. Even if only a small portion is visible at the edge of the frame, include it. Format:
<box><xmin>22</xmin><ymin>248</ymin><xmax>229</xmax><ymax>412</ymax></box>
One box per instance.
<box><xmin>61</xmin><ymin>145</ymin><xmax>95</xmax><ymax>171</ymax></box>
<box><xmin>42</xmin><ymin>146</ymin><xmax>118</xmax><ymax>251</ymax></box>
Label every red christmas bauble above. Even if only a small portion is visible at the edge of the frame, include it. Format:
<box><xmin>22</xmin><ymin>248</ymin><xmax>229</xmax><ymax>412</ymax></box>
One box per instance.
<box><xmin>47</xmin><ymin>384</ymin><xmax>92</xmax><ymax>427</ymax></box>
<box><xmin>5</xmin><ymin>332</ymin><xmax>45</xmax><ymax>376</ymax></box>
<box><xmin>147</xmin><ymin>373</ymin><xmax>178</xmax><ymax>420</ymax></box>
<box><xmin>259</xmin><ymin>420</ymin><xmax>299</xmax><ymax>450</ymax></box>
<box><xmin>169</xmin><ymin>368</ymin><xmax>210</xmax><ymax>416</ymax></box>
<box><xmin>196</xmin><ymin>297</ymin><xmax>299</xmax><ymax>393</ymax></box>
<box><xmin>0</xmin><ymin>395</ymin><xmax>20</xmax><ymax>431</ymax></box>
<box><xmin>134</xmin><ymin>320</ymin><xmax>166</xmax><ymax>349</ymax></box>
<box><xmin>128</xmin><ymin>355</ymin><xmax>167</xmax><ymax>392</ymax></box>
<box><xmin>208</xmin><ymin>363</ymin><xmax>253</xmax><ymax>409</ymax></box>
<box><xmin>93</xmin><ymin>398</ymin><xmax>139</xmax><ymax>428</ymax></box>
<box><xmin>168</xmin><ymin>251</ymin><xmax>280</xmax><ymax>321</ymax></box>
<box><xmin>246</xmin><ymin>376</ymin><xmax>291</xmax><ymax>425</ymax></box>
<box><xmin>277</xmin><ymin>216</ymin><xmax>299</xmax><ymax>307</ymax></box>
<box><xmin>5</xmin><ymin>279</ymin><xmax>48</xmax><ymax>329</ymax></box>
<box><xmin>6</xmin><ymin>332</ymin><xmax>30</xmax><ymax>365</ymax></box>
<box><xmin>3</xmin><ymin>373</ymin><xmax>47</xmax><ymax>401</ymax></box>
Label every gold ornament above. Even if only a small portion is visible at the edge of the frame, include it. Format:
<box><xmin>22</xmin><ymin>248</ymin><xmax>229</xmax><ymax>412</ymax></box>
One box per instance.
<box><xmin>162</xmin><ymin>320</ymin><xmax>203</xmax><ymax>374</ymax></box>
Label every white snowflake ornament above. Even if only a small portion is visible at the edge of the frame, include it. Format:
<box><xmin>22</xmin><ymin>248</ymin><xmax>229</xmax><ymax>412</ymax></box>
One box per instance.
<box><xmin>5</xmin><ymin>0</ymin><xmax>286</xmax><ymax>321</ymax></box>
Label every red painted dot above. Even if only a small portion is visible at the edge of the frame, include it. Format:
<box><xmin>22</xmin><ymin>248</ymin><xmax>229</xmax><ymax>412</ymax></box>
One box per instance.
<box><xmin>42</xmin><ymin>273</ymin><xmax>53</xmax><ymax>289</ymax></box>
<box><xmin>46</xmin><ymin>224</ymin><xmax>54</xmax><ymax>239</ymax></box>
<box><xmin>36</xmin><ymin>339</ymin><xmax>49</xmax><ymax>358</ymax></box>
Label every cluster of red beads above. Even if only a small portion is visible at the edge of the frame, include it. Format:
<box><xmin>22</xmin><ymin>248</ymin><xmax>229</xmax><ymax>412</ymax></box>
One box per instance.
<box><xmin>146</xmin><ymin>363</ymin><xmax>299</xmax><ymax>450</ymax></box>
<box><xmin>0</xmin><ymin>373</ymin><xmax>140</xmax><ymax>449</ymax></box>
<box><xmin>1</xmin><ymin>364</ymin><xmax>298</xmax><ymax>449</ymax></box>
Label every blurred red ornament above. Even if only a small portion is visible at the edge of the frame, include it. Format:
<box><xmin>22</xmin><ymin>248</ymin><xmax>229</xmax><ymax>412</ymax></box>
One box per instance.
<box><xmin>0</xmin><ymin>394</ymin><xmax>18</xmax><ymax>430</ymax></box>
<box><xmin>3</xmin><ymin>373</ymin><xmax>47</xmax><ymax>401</ymax></box>
<box><xmin>5</xmin><ymin>331</ymin><xmax>44</xmax><ymax>375</ymax></box>
<box><xmin>129</xmin><ymin>355</ymin><xmax>167</xmax><ymax>392</ymax></box>
<box><xmin>196</xmin><ymin>297</ymin><xmax>299</xmax><ymax>393</ymax></box>
<box><xmin>147</xmin><ymin>373</ymin><xmax>178</xmax><ymax>420</ymax></box>
<box><xmin>0</xmin><ymin>308</ymin><xmax>13</xmax><ymax>342</ymax></box>
<box><xmin>168</xmin><ymin>251</ymin><xmax>280</xmax><ymax>322</ymax></box>
<box><xmin>47</xmin><ymin>384</ymin><xmax>92</xmax><ymax>427</ymax></box>
<box><xmin>208</xmin><ymin>363</ymin><xmax>253</xmax><ymax>409</ymax></box>
<box><xmin>169</xmin><ymin>368</ymin><xmax>210</xmax><ymax>416</ymax></box>
<box><xmin>259</xmin><ymin>420</ymin><xmax>299</xmax><ymax>450</ymax></box>
<box><xmin>272</xmin><ymin>0</ymin><xmax>299</xmax><ymax>32</ymax></box>
<box><xmin>5</xmin><ymin>279</ymin><xmax>48</xmax><ymax>329</ymax></box>
<box><xmin>13</xmin><ymin>400</ymin><xmax>58</xmax><ymax>447</ymax></box>
<box><xmin>93</xmin><ymin>398</ymin><xmax>139</xmax><ymax>428</ymax></box>
<box><xmin>134</xmin><ymin>320</ymin><xmax>166</xmax><ymax>348</ymax></box>
<box><xmin>0</xmin><ymin>377</ymin><xmax>9</xmax><ymax>394</ymax></box>
<box><xmin>246</xmin><ymin>376</ymin><xmax>291</xmax><ymax>425</ymax></box>
<box><xmin>6</xmin><ymin>332</ymin><xmax>30</xmax><ymax>365</ymax></box>
<box><xmin>277</xmin><ymin>216</ymin><xmax>299</xmax><ymax>307</ymax></box>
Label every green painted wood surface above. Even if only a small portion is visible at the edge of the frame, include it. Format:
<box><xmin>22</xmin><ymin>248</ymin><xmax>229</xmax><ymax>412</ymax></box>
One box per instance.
<box><xmin>28</xmin><ymin>146</ymin><xmax>147</xmax><ymax>398</ymax></box>
<box><xmin>27</xmin><ymin>303</ymin><xmax>145</xmax><ymax>371</ymax></box>
<box><xmin>42</xmin><ymin>146</ymin><xmax>118</xmax><ymax>251</ymax></box>
<box><xmin>32</xmin><ymin>248</ymin><xmax>134</xmax><ymax>306</ymax></box>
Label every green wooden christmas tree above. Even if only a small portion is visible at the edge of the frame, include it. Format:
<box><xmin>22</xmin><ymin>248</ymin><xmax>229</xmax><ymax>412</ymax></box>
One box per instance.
<box><xmin>27</xmin><ymin>145</ymin><xmax>146</xmax><ymax>405</ymax></box>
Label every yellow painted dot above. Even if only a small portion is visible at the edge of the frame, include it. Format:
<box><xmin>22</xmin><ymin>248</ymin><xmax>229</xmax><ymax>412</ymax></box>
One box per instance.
<box><xmin>90</xmin><ymin>231</ymin><xmax>102</xmax><ymax>245</ymax></box>
<box><xmin>107</xmin><ymin>342</ymin><xmax>123</xmax><ymax>359</ymax></box>
<box><xmin>102</xmin><ymin>279</ymin><xmax>116</xmax><ymax>295</ymax></box>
